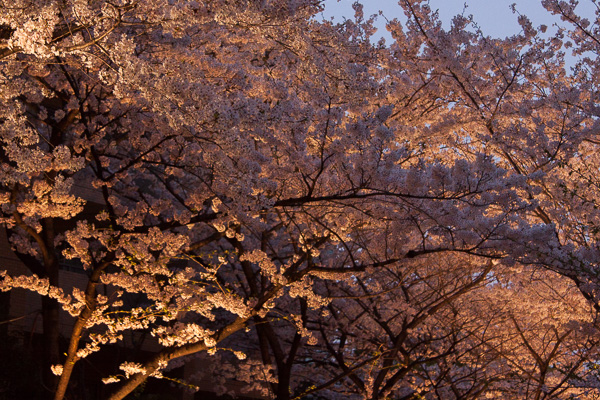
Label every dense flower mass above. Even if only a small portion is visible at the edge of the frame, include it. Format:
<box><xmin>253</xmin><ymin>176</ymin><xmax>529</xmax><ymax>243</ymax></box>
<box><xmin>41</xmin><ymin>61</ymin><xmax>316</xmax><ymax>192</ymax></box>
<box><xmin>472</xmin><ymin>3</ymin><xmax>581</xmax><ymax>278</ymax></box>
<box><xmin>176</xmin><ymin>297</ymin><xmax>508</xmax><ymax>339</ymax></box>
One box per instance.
<box><xmin>2</xmin><ymin>0</ymin><xmax>600</xmax><ymax>399</ymax></box>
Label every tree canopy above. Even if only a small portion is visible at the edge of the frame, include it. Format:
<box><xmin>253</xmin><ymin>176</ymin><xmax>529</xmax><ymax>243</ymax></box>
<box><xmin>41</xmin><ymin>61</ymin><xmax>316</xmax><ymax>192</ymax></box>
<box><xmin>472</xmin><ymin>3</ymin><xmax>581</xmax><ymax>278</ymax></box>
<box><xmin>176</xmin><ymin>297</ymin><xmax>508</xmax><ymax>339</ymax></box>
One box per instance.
<box><xmin>2</xmin><ymin>0</ymin><xmax>600</xmax><ymax>399</ymax></box>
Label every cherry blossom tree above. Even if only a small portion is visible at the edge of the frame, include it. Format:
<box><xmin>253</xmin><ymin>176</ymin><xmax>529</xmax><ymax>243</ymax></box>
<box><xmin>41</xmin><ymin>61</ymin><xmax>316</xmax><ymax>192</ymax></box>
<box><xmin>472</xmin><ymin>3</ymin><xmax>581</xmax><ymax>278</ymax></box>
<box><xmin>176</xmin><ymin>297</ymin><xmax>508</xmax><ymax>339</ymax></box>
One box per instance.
<box><xmin>294</xmin><ymin>259</ymin><xmax>600</xmax><ymax>399</ymax></box>
<box><xmin>2</xmin><ymin>0</ymin><xmax>600</xmax><ymax>399</ymax></box>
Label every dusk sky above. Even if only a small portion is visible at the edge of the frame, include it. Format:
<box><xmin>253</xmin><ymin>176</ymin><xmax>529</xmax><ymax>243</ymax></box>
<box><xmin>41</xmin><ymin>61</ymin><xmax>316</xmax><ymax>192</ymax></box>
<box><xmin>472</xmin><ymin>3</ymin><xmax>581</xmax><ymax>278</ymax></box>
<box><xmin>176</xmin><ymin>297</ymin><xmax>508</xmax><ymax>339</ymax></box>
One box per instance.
<box><xmin>322</xmin><ymin>0</ymin><xmax>597</xmax><ymax>41</ymax></box>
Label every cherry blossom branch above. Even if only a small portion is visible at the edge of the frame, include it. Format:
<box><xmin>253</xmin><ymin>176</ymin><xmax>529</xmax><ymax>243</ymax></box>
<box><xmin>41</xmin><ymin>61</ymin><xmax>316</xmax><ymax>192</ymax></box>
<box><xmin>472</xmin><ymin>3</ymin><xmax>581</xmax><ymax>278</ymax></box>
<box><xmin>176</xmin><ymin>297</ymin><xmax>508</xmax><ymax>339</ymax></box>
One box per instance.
<box><xmin>54</xmin><ymin>256</ymin><xmax>113</xmax><ymax>400</ymax></box>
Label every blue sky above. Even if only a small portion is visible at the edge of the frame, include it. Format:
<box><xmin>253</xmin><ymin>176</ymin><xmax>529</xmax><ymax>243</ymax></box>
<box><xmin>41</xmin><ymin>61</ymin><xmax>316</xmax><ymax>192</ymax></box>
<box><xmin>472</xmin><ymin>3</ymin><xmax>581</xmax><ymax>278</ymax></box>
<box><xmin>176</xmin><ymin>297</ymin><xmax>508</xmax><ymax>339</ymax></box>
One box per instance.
<box><xmin>321</xmin><ymin>0</ymin><xmax>597</xmax><ymax>41</ymax></box>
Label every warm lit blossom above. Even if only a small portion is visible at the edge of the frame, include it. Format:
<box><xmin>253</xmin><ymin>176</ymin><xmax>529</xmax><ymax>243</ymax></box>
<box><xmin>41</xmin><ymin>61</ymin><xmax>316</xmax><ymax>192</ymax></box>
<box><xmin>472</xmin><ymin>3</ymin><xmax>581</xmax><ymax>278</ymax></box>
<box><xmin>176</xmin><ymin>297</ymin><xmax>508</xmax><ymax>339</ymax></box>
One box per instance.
<box><xmin>2</xmin><ymin>0</ymin><xmax>600</xmax><ymax>399</ymax></box>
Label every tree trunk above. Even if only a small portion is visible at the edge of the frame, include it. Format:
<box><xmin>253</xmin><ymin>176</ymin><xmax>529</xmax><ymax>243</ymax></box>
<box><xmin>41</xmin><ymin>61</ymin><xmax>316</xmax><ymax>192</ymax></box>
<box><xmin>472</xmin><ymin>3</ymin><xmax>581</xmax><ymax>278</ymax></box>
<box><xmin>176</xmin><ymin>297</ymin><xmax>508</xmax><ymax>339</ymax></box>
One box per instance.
<box><xmin>41</xmin><ymin>294</ymin><xmax>61</xmax><ymax>397</ymax></box>
<box><xmin>41</xmin><ymin>218</ymin><xmax>61</xmax><ymax>398</ymax></box>
<box><xmin>7</xmin><ymin>221</ymin><xmax>63</xmax><ymax>398</ymax></box>
<box><xmin>276</xmin><ymin>374</ymin><xmax>291</xmax><ymax>400</ymax></box>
